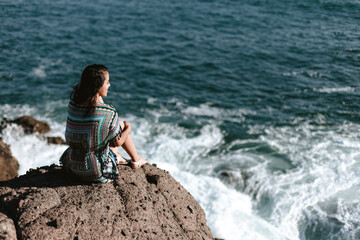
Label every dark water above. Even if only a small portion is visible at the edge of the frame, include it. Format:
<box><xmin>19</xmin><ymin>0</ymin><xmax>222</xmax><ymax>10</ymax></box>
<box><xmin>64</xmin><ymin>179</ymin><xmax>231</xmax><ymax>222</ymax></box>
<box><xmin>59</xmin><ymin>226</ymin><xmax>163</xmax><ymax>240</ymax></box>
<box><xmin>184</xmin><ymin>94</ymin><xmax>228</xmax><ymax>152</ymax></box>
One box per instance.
<box><xmin>1</xmin><ymin>0</ymin><xmax>360</xmax><ymax>239</ymax></box>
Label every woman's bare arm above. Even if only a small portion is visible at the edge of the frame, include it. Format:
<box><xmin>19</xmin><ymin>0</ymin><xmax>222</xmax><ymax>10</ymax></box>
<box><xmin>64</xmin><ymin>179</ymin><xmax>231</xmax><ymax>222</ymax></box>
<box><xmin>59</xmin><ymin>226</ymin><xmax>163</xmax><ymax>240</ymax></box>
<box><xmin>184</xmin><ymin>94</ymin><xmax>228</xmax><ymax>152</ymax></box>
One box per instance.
<box><xmin>110</xmin><ymin>121</ymin><xmax>131</xmax><ymax>147</ymax></box>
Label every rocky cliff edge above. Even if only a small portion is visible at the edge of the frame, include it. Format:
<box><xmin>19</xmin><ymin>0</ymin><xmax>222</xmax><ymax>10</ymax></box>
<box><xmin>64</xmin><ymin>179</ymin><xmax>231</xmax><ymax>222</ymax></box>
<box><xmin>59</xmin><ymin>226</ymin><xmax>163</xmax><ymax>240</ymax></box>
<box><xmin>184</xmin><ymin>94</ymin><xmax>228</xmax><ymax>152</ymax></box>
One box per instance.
<box><xmin>0</xmin><ymin>164</ymin><xmax>214</xmax><ymax>240</ymax></box>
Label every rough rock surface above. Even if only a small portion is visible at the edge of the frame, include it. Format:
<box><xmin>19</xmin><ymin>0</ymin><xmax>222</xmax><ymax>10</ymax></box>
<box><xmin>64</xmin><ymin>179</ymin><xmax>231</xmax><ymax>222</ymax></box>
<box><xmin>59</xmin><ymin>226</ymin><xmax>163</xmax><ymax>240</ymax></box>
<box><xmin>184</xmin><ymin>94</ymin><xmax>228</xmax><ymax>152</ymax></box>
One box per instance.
<box><xmin>0</xmin><ymin>164</ymin><xmax>214</xmax><ymax>240</ymax></box>
<box><xmin>0</xmin><ymin>138</ymin><xmax>19</xmax><ymax>181</ymax></box>
<box><xmin>0</xmin><ymin>212</ymin><xmax>17</xmax><ymax>239</ymax></box>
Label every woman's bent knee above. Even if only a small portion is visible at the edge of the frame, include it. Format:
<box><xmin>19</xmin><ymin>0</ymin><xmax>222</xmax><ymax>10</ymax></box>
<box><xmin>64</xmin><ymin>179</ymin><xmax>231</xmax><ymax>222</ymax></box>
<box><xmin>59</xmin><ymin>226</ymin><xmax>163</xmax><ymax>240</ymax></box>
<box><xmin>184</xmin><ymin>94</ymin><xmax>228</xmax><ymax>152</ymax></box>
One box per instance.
<box><xmin>119</xmin><ymin>120</ymin><xmax>125</xmax><ymax>130</ymax></box>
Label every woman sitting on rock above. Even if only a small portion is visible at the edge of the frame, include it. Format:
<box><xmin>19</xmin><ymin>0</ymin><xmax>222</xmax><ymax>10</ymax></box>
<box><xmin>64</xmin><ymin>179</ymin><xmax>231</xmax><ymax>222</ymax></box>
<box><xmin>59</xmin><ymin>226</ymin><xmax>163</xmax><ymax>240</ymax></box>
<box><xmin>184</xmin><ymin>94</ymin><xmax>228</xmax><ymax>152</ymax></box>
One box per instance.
<box><xmin>60</xmin><ymin>64</ymin><xmax>147</xmax><ymax>182</ymax></box>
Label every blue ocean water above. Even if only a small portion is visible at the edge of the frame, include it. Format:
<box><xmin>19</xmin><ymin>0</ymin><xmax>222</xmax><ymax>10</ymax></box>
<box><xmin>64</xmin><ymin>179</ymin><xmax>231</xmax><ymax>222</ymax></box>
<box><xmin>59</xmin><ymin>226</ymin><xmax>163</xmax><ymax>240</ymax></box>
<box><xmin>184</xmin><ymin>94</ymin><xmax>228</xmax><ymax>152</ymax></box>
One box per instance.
<box><xmin>1</xmin><ymin>0</ymin><xmax>360</xmax><ymax>239</ymax></box>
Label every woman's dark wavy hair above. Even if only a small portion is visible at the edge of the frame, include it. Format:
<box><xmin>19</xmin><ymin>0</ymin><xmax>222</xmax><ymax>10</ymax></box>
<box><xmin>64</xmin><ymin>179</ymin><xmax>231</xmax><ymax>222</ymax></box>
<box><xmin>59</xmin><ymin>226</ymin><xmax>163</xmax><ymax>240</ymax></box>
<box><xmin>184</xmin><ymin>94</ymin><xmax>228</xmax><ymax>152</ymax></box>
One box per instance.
<box><xmin>70</xmin><ymin>64</ymin><xmax>108</xmax><ymax>116</ymax></box>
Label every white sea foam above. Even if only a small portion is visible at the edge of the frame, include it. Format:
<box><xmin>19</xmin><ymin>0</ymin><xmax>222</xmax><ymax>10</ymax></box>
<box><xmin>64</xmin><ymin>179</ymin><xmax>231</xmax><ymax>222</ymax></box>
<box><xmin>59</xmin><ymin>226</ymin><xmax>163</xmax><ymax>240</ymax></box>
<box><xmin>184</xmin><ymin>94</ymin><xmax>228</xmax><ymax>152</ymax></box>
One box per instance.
<box><xmin>147</xmin><ymin>97</ymin><xmax>157</xmax><ymax>104</ymax></box>
<box><xmin>2</xmin><ymin>124</ymin><xmax>67</xmax><ymax>175</ymax></box>
<box><xmin>314</xmin><ymin>86</ymin><xmax>358</xmax><ymax>93</ymax></box>
<box><xmin>2</xmin><ymin>101</ymin><xmax>360</xmax><ymax>239</ymax></box>
<box><xmin>122</xmin><ymin>112</ymin><xmax>224</xmax><ymax>173</ymax></box>
<box><xmin>30</xmin><ymin>58</ymin><xmax>63</xmax><ymax>78</ymax></box>
<box><xmin>242</xmin><ymin>121</ymin><xmax>360</xmax><ymax>239</ymax></box>
<box><xmin>1</xmin><ymin>105</ymin><xmax>278</xmax><ymax>240</ymax></box>
<box><xmin>31</xmin><ymin>65</ymin><xmax>47</xmax><ymax>78</ymax></box>
<box><xmin>181</xmin><ymin>103</ymin><xmax>256</xmax><ymax>122</ymax></box>
<box><xmin>171</xmin><ymin>170</ymin><xmax>288</xmax><ymax>240</ymax></box>
<box><xmin>106</xmin><ymin>109</ymin><xmax>288</xmax><ymax>240</ymax></box>
<box><xmin>0</xmin><ymin>100</ymin><xmax>67</xmax><ymax>123</ymax></box>
<box><xmin>0</xmin><ymin>103</ymin><xmax>68</xmax><ymax>175</ymax></box>
<box><xmin>0</xmin><ymin>104</ymin><xmax>36</xmax><ymax>119</ymax></box>
<box><xmin>282</xmin><ymin>70</ymin><xmax>325</xmax><ymax>79</ymax></box>
<box><xmin>67</xmin><ymin>104</ymin><xmax>360</xmax><ymax>239</ymax></box>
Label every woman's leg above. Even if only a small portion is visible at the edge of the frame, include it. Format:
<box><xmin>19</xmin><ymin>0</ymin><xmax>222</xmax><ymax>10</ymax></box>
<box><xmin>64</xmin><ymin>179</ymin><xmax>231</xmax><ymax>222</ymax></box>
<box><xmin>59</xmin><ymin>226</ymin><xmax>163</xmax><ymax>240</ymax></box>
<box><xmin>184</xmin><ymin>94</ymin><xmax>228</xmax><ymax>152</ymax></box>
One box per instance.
<box><xmin>121</xmin><ymin>135</ymin><xmax>139</xmax><ymax>160</ymax></box>
<box><xmin>109</xmin><ymin>146</ymin><xmax>119</xmax><ymax>153</ymax></box>
<box><xmin>121</xmin><ymin>134</ymin><xmax>147</xmax><ymax>167</ymax></box>
<box><xmin>109</xmin><ymin>146</ymin><xmax>126</xmax><ymax>164</ymax></box>
<box><xmin>110</xmin><ymin>120</ymin><xmax>126</xmax><ymax>163</ymax></box>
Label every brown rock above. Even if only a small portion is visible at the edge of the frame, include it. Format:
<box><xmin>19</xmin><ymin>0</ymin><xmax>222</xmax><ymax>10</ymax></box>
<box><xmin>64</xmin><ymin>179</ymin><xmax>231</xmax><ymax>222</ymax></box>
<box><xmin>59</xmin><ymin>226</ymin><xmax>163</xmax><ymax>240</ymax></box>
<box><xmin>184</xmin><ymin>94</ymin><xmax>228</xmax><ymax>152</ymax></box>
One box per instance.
<box><xmin>0</xmin><ymin>212</ymin><xmax>17</xmax><ymax>239</ymax></box>
<box><xmin>10</xmin><ymin>115</ymin><xmax>50</xmax><ymax>134</ymax></box>
<box><xmin>0</xmin><ymin>164</ymin><xmax>214</xmax><ymax>240</ymax></box>
<box><xmin>2</xmin><ymin>116</ymin><xmax>65</xmax><ymax>145</ymax></box>
<box><xmin>47</xmin><ymin>137</ymin><xmax>66</xmax><ymax>145</ymax></box>
<box><xmin>0</xmin><ymin>138</ymin><xmax>19</xmax><ymax>181</ymax></box>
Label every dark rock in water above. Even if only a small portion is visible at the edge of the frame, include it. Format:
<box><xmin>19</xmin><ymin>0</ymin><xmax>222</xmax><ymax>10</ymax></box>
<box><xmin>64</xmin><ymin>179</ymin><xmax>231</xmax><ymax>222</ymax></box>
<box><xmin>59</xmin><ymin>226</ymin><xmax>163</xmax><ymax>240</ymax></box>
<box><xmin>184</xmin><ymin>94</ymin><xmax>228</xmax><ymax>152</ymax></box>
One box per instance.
<box><xmin>0</xmin><ymin>164</ymin><xmax>214</xmax><ymax>240</ymax></box>
<box><xmin>47</xmin><ymin>136</ymin><xmax>66</xmax><ymax>145</ymax></box>
<box><xmin>0</xmin><ymin>118</ymin><xmax>8</xmax><ymax>134</ymax></box>
<box><xmin>2</xmin><ymin>115</ymin><xmax>66</xmax><ymax>145</ymax></box>
<box><xmin>218</xmin><ymin>169</ymin><xmax>248</xmax><ymax>192</ymax></box>
<box><xmin>10</xmin><ymin>115</ymin><xmax>51</xmax><ymax>134</ymax></box>
<box><xmin>0</xmin><ymin>138</ymin><xmax>19</xmax><ymax>181</ymax></box>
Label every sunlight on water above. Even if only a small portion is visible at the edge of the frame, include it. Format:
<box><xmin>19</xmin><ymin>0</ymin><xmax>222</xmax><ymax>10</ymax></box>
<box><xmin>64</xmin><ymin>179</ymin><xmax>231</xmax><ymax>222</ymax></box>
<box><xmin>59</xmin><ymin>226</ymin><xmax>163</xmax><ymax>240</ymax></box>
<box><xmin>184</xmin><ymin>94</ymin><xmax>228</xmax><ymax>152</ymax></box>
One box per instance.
<box><xmin>1</xmin><ymin>0</ymin><xmax>360</xmax><ymax>239</ymax></box>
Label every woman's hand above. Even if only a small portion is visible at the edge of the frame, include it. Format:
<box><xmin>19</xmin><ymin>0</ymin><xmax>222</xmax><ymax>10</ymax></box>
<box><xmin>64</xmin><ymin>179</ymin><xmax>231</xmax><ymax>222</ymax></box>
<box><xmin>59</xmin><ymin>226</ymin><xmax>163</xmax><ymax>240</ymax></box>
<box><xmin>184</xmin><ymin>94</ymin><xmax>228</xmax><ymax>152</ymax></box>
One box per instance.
<box><xmin>111</xmin><ymin>121</ymin><xmax>131</xmax><ymax>147</ymax></box>
<box><xmin>123</xmin><ymin>121</ymin><xmax>131</xmax><ymax>133</ymax></box>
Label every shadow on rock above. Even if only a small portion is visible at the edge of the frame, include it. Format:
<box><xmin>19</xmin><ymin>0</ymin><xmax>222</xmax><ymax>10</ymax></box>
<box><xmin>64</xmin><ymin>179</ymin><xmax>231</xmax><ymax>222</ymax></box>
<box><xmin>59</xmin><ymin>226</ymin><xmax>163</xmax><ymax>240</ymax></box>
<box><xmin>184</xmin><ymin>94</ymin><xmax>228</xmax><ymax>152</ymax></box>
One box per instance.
<box><xmin>0</xmin><ymin>164</ymin><xmax>214</xmax><ymax>240</ymax></box>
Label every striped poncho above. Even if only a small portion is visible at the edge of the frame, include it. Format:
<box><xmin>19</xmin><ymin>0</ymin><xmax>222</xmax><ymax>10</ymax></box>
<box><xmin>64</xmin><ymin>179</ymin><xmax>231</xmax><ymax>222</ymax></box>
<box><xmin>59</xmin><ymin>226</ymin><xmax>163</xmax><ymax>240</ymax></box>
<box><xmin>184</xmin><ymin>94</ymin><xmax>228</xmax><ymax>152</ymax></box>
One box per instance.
<box><xmin>60</xmin><ymin>100</ymin><xmax>122</xmax><ymax>182</ymax></box>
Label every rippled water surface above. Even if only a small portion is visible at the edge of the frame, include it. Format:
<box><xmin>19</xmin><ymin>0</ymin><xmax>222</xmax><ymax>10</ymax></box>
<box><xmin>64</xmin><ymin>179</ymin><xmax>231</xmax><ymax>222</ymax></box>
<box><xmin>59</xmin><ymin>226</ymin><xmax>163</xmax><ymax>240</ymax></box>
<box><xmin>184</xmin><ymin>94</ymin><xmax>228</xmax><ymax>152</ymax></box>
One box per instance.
<box><xmin>1</xmin><ymin>0</ymin><xmax>360</xmax><ymax>239</ymax></box>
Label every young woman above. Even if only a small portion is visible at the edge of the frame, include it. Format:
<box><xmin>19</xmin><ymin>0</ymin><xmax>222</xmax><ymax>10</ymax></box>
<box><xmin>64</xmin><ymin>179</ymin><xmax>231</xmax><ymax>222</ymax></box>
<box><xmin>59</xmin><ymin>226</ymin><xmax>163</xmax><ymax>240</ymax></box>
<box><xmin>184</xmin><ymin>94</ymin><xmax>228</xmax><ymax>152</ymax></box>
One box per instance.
<box><xmin>60</xmin><ymin>64</ymin><xmax>147</xmax><ymax>182</ymax></box>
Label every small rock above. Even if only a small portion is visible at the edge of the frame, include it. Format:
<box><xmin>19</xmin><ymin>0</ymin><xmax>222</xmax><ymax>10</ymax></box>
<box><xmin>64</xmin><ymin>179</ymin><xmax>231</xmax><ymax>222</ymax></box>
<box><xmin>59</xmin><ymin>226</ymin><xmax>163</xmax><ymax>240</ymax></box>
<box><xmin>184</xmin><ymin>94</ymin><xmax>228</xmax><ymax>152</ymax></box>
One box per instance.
<box><xmin>10</xmin><ymin>115</ymin><xmax>50</xmax><ymax>134</ymax></box>
<box><xmin>47</xmin><ymin>137</ymin><xmax>66</xmax><ymax>145</ymax></box>
<box><xmin>0</xmin><ymin>138</ymin><xmax>19</xmax><ymax>181</ymax></box>
<box><xmin>19</xmin><ymin>199</ymin><xmax>24</xmax><ymax>208</ymax></box>
<box><xmin>0</xmin><ymin>213</ymin><xmax>17</xmax><ymax>239</ymax></box>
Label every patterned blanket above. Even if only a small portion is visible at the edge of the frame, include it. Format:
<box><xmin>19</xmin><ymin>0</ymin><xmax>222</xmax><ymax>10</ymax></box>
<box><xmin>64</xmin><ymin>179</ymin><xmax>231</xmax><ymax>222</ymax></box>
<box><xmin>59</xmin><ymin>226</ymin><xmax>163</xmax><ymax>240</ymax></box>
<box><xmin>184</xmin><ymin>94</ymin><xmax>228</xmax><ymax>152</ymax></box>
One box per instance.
<box><xmin>60</xmin><ymin>101</ymin><xmax>122</xmax><ymax>182</ymax></box>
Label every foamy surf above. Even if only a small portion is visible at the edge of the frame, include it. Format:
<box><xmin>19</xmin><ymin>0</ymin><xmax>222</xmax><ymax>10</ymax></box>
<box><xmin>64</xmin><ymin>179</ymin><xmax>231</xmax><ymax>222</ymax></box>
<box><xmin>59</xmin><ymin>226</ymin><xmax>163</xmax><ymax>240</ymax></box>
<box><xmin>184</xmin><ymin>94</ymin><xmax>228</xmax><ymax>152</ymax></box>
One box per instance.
<box><xmin>1</xmin><ymin>123</ymin><xmax>67</xmax><ymax>175</ymax></box>
<box><xmin>1</xmin><ymin>101</ymin><xmax>360</xmax><ymax>240</ymax></box>
<box><xmin>171</xmin><ymin>170</ymin><xmax>289</xmax><ymax>240</ymax></box>
<box><xmin>239</xmin><ymin>121</ymin><xmax>360</xmax><ymax>239</ymax></box>
<box><xmin>0</xmin><ymin>102</ymin><xmax>69</xmax><ymax>173</ymax></box>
